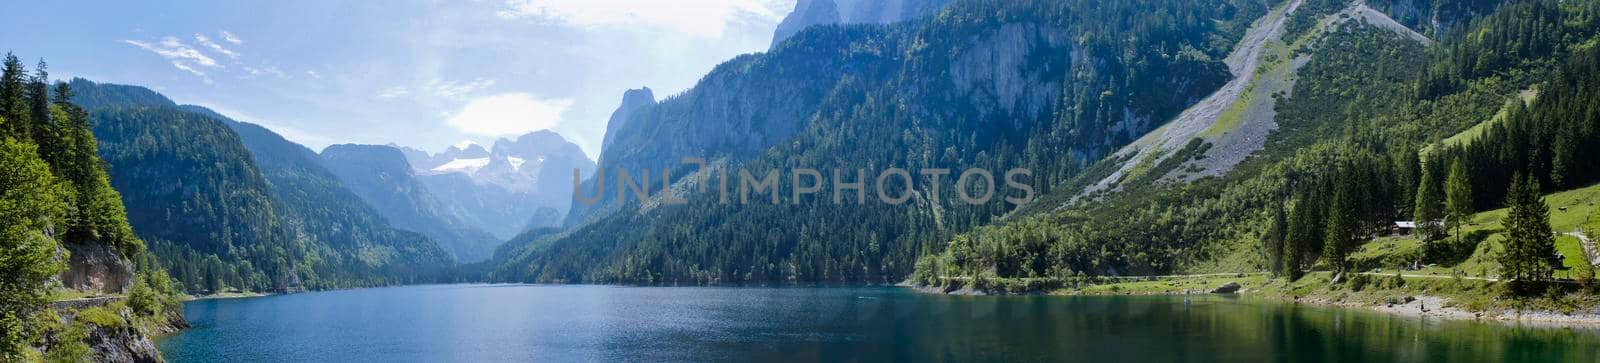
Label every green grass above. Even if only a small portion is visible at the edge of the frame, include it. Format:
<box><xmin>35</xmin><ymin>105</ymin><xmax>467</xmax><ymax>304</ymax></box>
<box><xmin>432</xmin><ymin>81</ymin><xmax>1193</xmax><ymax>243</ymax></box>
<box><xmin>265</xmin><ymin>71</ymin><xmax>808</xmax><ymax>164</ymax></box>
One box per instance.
<box><xmin>1556</xmin><ymin>235</ymin><xmax>1590</xmax><ymax>276</ymax></box>
<box><xmin>1422</xmin><ymin>92</ymin><xmax>1537</xmax><ymax>157</ymax></box>
<box><xmin>74</xmin><ymin>305</ymin><xmax>125</xmax><ymax>329</ymax></box>
<box><xmin>1323</xmin><ymin>182</ymin><xmax>1600</xmax><ymax>282</ymax></box>
<box><xmin>49</xmin><ymin>289</ymin><xmax>102</xmax><ymax>301</ymax></box>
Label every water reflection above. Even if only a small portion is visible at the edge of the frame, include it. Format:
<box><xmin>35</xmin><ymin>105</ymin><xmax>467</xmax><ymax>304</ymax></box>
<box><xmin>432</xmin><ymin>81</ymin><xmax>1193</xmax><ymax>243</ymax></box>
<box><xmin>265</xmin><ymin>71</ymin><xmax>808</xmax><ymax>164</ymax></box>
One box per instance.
<box><xmin>159</xmin><ymin>285</ymin><xmax>1600</xmax><ymax>362</ymax></box>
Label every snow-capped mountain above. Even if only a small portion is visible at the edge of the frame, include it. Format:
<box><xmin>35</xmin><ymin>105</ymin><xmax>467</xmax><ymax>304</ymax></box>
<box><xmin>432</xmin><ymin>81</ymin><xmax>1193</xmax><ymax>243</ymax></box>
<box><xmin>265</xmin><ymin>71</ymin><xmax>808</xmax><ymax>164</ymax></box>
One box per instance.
<box><xmin>398</xmin><ymin>130</ymin><xmax>596</xmax><ymax>239</ymax></box>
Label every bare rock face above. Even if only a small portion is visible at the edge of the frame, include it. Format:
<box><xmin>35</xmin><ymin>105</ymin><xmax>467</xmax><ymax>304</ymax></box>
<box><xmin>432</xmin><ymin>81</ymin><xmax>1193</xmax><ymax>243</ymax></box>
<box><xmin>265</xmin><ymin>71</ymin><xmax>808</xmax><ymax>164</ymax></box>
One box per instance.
<box><xmin>600</xmin><ymin>87</ymin><xmax>657</xmax><ymax>162</ymax></box>
<box><xmin>60</xmin><ymin>242</ymin><xmax>134</xmax><ymax>294</ymax></box>
<box><xmin>83</xmin><ymin>312</ymin><xmax>164</xmax><ymax>363</ymax></box>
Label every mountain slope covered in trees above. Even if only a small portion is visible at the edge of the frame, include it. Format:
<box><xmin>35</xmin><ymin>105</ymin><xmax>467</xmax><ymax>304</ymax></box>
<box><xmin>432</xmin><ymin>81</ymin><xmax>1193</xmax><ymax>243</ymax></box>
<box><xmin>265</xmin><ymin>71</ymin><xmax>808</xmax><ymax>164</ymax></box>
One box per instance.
<box><xmin>73</xmin><ymin>79</ymin><xmax>454</xmax><ymax>294</ymax></box>
<box><xmin>911</xmin><ymin>0</ymin><xmax>1600</xmax><ymax>289</ymax></box>
<box><xmin>494</xmin><ymin>0</ymin><xmax>1273</xmax><ymax>283</ymax></box>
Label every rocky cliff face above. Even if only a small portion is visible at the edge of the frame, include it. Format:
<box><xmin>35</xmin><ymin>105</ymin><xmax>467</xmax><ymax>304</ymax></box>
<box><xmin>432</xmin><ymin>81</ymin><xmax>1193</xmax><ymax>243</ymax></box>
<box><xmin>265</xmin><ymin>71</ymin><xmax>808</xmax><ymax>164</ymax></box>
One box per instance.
<box><xmin>599</xmin><ymin>88</ymin><xmax>656</xmax><ymax>165</ymax></box>
<box><xmin>770</xmin><ymin>0</ymin><xmax>954</xmax><ymax>49</ymax></box>
<box><xmin>565</xmin><ymin>88</ymin><xmax>658</xmax><ymax>226</ymax></box>
<box><xmin>42</xmin><ymin>298</ymin><xmax>188</xmax><ymax>363</ymax></box>
<box><xmin>59</xmin><ymin>242</ymin><xmax>134</xmax><ymax>294</ymax></box>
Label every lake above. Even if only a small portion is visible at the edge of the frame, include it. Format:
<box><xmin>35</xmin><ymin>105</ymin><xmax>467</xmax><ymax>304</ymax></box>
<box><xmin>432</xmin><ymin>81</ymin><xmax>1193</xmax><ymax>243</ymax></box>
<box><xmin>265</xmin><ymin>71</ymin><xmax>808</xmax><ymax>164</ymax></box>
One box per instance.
<box><xmin>157</xmin><ymin>284</ymin><xmax>1600</xmax><ymax>362</ymax></box>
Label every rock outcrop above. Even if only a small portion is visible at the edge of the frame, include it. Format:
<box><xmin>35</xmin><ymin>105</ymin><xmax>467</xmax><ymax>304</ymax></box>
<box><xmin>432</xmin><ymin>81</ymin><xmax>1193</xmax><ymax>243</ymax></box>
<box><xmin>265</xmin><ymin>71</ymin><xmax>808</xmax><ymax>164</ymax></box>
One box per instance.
<box><xmin>43</xmin><ymin>298</ymin><xmax>189</xmax><ymax>363</ymax></box>
<box><xmin>1211</xmin><ymin>282</ymin><xmax>1243</xmax><ymax>294</ymax></box>
<box><xmin>59</xmin><ymin>242</ymin><xmax>134</xmax><ymax>294</ymax></box>
<box><xmin>599</xmin><ymin>87</ymin><xmax>656</xmax><ymax>165</ymax></box>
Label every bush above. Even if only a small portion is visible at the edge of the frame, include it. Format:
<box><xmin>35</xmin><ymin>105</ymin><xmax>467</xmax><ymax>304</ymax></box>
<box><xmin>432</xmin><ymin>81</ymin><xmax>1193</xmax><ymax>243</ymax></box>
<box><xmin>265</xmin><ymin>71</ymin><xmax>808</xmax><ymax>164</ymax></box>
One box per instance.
<box><xmin>127</xmin><ymin>277</ymin><xmax>159</xmax><ymax>316</ymax></box>
<box><xmin>45</xmin><ymin>321</ymin><xmax>90</xmax><ymax>363</ymax></box>
<box><xmin>74</xmin><ymin>307</ymin><xmax>123</xmax><ymax>329</ymax></box>
<box><xmin>1348</xmin><ymin>273</ymin><xmax>1373</xmax><ymax>291</ymax></box>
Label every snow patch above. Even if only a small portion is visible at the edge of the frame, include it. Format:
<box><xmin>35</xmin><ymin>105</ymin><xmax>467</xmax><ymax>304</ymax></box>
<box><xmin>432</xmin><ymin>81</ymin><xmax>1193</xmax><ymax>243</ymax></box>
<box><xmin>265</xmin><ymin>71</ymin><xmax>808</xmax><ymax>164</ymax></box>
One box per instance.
<box><xmin>508</xmin><ymin>156</ymin><xmax>526</xmax><ymax>171</ymax></box>
<box><xmin>431</xmin><ymin>157</ymin><xmax>491</xmax><ymax>174</ymax></box>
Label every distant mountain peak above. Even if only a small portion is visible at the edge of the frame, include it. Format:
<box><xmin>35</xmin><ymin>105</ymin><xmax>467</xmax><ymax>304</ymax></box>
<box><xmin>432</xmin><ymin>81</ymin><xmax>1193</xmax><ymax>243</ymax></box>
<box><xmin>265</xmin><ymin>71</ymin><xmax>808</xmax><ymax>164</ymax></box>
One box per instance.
<box><xmin>770</xmin><ymin>0</ymin><xmax>954</xmax><ymax>50</ymax></box>
<box><xmin>598</xmin><ymin>87</ymin><xmax>658</xmax><ymax>164</ymax></box>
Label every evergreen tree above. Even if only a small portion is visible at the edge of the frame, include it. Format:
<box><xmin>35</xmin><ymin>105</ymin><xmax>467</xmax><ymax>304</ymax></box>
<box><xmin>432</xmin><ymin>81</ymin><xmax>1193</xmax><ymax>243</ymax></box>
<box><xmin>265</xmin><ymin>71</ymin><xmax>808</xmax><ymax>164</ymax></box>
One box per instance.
<box><xmin>1283</xmin><ymin>188</ymin><xmax>1323</xmax><ymax>279</ymax></box>
<box><xmin>1263</xmin><ymin>205</ymin><xmax>1287</xmax><ymax>276</ymax></box>
<box><xmin>1444</xmin><ymin>159</ymin><xmax>1473</xmax><ymax>242</ymax></box>
<box><xmin>1550</xmin><ymin>123</ymin><xmax>1578</xmax><ymax>189</ymax></box>
<box><xmin>26</xmin><ymin>60</ymin><xmax>51</xmax><ymax>148</ymax></box>
<box><xmin>1414</xmin><ymin>160</ymin><xmax>1445</xmax><ymax>243</ymax></box>
<box><xmin>1498</xmin><ymin>173</ymin><xmax>1555</xmax><ymax>282</ymax></box>
<box><xmin>1323</xmin><ymin>173</ymin><xmax>1362</xmax><ymax>276</ymax></box>
<box><xmin>0</xmin><ymin>54</ymin><xmax>30</xmax><ymax>140</ymax></box>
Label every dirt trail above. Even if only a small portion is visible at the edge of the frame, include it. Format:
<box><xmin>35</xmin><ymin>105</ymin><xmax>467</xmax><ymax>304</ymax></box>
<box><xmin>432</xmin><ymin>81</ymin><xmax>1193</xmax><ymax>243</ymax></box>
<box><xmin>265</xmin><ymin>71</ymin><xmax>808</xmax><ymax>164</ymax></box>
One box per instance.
<box><xmin>1570</xmin><ymin>230</ymin><xmax>1599</xmax><ymax>266</ymax></box>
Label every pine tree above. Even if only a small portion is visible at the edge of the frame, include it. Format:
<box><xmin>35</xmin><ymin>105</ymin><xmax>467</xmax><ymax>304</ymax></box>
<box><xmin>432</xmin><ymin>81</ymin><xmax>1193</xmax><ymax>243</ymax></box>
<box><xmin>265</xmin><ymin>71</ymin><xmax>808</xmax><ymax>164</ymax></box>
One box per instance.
<box><xmin>26</xmin><ymin>60</ymin><xmax>50</xmax><ymax>148</ymax></box>
<box><xmin>1283</xmin><ymin>188</ymin><xmax>1323</xmax><ymax>279</ymax></box>
<box><xmin>1324</xmin><ymin>173</ymin><xmax>1362</xmax><ymax>276</ymax></box>
<box><xmin>1498</xmin><ymin>173</ymin><xmax>1555</xmax><ymax>282</ymax></box>
<box><xmin>1414</xmin><ymin>160</ymin><xmax>1445</xmax><ymax>243</ymax></box>
<box><xmin>1263</xmin><ymin>205</ymin><xmax>1287</xmax><ymax>276</ymax></box>
<box><xmin>1444</xmin><ymin>159</ymin><xmax>1473</xmax><ymax>242</ymax></box>
<box><xmin>1551</xmin><ymin>123</ymin><xmax>1578</xmax><ymax>189</ymax></box>
<box><xmin>0</xmin><ymin>53</ymin><xmax>30</xmax><ymax>140</ymax></box>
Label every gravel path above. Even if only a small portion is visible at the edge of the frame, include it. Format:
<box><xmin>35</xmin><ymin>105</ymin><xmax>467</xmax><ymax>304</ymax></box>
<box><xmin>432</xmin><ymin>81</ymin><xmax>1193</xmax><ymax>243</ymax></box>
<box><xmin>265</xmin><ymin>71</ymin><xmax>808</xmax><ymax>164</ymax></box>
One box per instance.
<box><xmin>1570</xmin><ymin>230</ymin><xmax>1599</xmax><ymax>266</ymax></box>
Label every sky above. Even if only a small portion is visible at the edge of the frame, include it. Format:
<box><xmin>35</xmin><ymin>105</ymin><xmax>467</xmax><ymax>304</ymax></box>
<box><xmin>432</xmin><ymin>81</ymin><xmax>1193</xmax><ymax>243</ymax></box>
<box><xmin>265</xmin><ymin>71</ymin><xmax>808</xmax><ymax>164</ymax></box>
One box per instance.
<box><xmin>0</xmin><ymin>0</ymin><xmax>797</xmax><ymax>158</ymax></box>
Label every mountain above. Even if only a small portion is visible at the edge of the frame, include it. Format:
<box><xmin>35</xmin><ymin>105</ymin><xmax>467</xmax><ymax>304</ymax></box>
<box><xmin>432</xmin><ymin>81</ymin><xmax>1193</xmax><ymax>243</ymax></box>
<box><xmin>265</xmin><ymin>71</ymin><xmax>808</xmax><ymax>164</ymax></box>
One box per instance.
<box><xmin>72</xmin><ymin>79</ymin><xmax>454</xmax><ymax>293</ymax></box>
<box><xmin>494</xmin><ymin>0</ymin><xmax>1268</xmax><ymax>283</ymax></box>
<box><xmin>770</xmin><ymin>0</ymin><xmax>956</xmax><ymax>49</ymax></box>
<box><xmin>908</xmin><ymin>0</ymin><xmax>1600</xmax><ymax>289</ymax></box>
<box><xmin>321</xmin><ymin>144</ymin><xmax>501</xmax><ymax>262</ymax></box>
<box><xmin>599</xmin><ymin>88</ymin><xmax>656</xmax><ymax>163</ymax></box>
<box><xmin>400</xmin><ymin>131</ymin><xmax>594</xmax><ymax>239</ymax></box>
<box><xmin>564</xmin><ymin>88</ymin><xmax>653</xmax><ymax>226</ymax></box>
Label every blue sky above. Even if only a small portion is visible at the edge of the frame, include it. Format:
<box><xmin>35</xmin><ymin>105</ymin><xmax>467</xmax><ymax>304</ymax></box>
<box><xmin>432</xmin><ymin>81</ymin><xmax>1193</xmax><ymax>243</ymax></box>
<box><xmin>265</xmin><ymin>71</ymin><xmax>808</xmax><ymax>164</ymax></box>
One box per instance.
<box><xmin>1</xmin><ymin>0</ymin><xmax>796</xmax><ymax>157</ymax></box>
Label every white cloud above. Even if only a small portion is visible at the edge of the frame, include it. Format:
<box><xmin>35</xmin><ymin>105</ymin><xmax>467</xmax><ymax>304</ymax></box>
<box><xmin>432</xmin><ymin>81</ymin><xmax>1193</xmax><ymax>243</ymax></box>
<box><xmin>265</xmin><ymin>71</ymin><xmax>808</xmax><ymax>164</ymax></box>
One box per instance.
<box><xmin>429</xmin><ymin>78</ymin><xmax>496</xmax><ymax>98</ymax></box>
<box><xmin>377</xmin><ymin>86</ymin><xmax>411</xmax><ymax>99</ymax></box>
<box><xmin>219</xmin><ymin>30</ymin><xmax>243</xmax><ymax>45</ymax></box>
<box><xmin>377</xmin><ymin>78</ymin><xmax>497</xmax><ymax>100</ymax></box>
<box><xmin>194</xmin><ymin>34</ymin><xmax>240</xmax><ymax>58</ymax></box>
<box><xmin>446</xmin><ymin>93</ymin><xmax>571</xmax><ymax>137</ymax></box>
<box><xmin>305</xmin><ymin>70</ymin><xmax>321</xmax><ymax>79</ymax></box>
<box><xmin>169</xmin><ymin>61</ymin><xmax>208</xmax><ymax>78</ymax></box>
<box><xmin>124</xmin><ymin>37</ymin><xmax>223</xmax><ymax>78</ymax></box>
<box><xmin>242</xmin><ymin>66</ymin><xmax>287</xmax><ymax>78</ymax></box>
<box><xmin>495</xmin><ymin>0</ymin><xmax>784</xmax><ymax>38</ymax></box>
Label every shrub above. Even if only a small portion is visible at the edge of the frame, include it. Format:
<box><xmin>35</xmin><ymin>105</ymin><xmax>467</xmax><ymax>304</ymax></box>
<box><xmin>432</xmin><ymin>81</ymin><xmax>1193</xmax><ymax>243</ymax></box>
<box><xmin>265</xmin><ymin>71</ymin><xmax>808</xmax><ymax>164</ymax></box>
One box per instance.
<box><xmin>74</xmin><ymin>307</ymin><xmax>123</xmax><ymax>329</ymax></box>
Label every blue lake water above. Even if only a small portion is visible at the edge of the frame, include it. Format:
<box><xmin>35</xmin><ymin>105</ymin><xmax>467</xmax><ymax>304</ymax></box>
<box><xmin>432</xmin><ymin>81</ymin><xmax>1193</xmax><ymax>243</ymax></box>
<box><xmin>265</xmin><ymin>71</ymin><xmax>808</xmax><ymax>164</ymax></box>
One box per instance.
<box><xmin>157</xmin><ymin>284</ymin><xmax>1600</xmax><ymax>362</ymax></box>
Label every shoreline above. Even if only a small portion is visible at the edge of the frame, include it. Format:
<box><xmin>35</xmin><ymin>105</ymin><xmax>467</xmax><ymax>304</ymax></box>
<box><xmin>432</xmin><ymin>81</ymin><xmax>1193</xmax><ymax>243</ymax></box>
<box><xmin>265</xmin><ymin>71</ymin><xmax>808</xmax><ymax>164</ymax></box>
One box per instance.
<box><xmin>1286</xmin><ymin>293</ymin><xmax>1600</xmax><ymax>327</ymax></box>
<box><xmin>908</xmin><ymin>274</ymin><xmax>1600</xmax><ymax>328</ymax></box>
<box><xmin>183</xmin><ymin>291</ymin><xmax>273</xmax><ymax>301</ymax></box>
